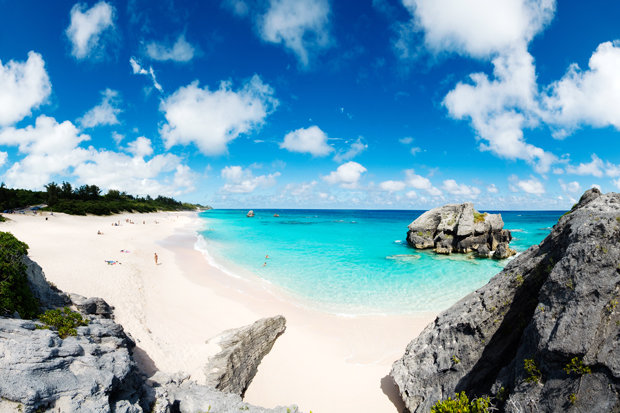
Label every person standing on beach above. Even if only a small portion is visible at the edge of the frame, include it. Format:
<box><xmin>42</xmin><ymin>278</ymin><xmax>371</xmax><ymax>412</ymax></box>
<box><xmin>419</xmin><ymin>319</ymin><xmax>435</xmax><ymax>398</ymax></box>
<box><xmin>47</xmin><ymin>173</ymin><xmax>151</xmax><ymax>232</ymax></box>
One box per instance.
<box><xmin>154</xmin><ymin>253</ymin><xmax>158</xmax><ymax>265</ymax></box>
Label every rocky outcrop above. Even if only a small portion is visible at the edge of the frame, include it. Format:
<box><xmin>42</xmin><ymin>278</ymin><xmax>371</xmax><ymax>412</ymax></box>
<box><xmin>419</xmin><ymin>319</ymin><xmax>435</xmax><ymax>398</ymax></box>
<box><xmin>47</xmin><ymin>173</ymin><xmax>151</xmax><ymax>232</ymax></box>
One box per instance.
<box><xmin>150</xmin><ymin>373</ymin><xmax>298</xmax><ymax>413</ymax></box>
<box><xmin>407</xmin><ymin>202</ymin><xmax>514</xmax><ymax>258</ymax></box>
<box><xmin>204</xmin><ymin>315</ymin><xmax>286</xmax><ymax>396</ymax></box>
<box><xmin>23</xmin><ymin>255</ymin><xmax>70</xmax><ymax>310</ymax></box>
<box><xmin>0</xmin><ymin>316</ymin><xmax>145</xmax><ymax>412</ymax></box>
<box><xmin>1</xmin><ymin>252</ymin><xmax>297</xmax><ymax>412</ymax></box>
<box><xmin>70</xmin><ymin>293</ymin><xmax>114</xmax><ymax>318</ymax></box>
<box><xmin>391</xmin><ymin>188</ymin><xmax>620</xmax><ymax>412</ymax></box>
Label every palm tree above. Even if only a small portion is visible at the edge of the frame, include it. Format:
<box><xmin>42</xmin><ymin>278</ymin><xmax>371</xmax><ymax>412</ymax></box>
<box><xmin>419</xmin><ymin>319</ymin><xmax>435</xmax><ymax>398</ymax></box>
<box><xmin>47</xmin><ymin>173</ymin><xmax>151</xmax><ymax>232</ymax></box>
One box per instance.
<box><xmin>45</xmin><ymin>182</ymin><xmax>60</xmax><ymax>206</ymax></box>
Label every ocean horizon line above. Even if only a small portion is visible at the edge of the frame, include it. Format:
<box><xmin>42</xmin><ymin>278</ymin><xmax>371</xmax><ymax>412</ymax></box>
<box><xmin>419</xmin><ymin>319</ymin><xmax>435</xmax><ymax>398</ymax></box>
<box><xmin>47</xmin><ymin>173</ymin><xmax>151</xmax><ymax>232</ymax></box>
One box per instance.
<box><xmin>206</xmin><ymin>207</ymin><xmax>568</xmax><ymax>213</ymax></box>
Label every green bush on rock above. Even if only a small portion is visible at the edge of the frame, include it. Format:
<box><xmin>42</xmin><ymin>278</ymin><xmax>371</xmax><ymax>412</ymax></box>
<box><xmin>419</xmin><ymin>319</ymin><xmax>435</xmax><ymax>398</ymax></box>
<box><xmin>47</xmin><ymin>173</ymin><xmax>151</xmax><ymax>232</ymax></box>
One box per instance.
<box><xmin>0</xmin><ymin>232</ymin><xmax>39</xmax><ymax>318</ymax></box>
<box><xmin>431</xmin><ymin>392</ymin><xmax>491</xmax><ymax>413</ymax></box>
<box><xmin>38</xmin><ymin>307</ymin><xmax>89</xmax><ymax>338</ymax></box>
<box><xmin>524</xmin><ymin>359</ymin><xmax>542</xmax><ymax>384</ymax></box>
<box><xmin>564</xmin><ymin>357</ymin><xmax>591</xmax><ymax>376</ymax></box>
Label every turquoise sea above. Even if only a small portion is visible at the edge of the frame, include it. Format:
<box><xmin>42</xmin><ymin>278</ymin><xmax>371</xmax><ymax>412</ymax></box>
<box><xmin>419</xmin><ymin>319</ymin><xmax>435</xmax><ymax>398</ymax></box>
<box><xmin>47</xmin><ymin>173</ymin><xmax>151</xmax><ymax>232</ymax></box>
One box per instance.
<box><xmin>196</xmin><ymin>209</ymin><xmax>563</xmax><ymax>315</ymax></box>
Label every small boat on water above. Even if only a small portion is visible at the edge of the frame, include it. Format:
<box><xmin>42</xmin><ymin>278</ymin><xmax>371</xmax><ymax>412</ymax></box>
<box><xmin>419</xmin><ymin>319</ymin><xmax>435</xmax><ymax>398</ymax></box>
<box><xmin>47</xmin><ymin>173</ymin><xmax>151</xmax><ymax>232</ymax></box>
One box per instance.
<box><xmin>246</xmin><ymin>210</ymin><xmax>254</xmax><ymax>217</ymax></box>
<box><xmin>273</xmin><ymin>213</ymin><xmax>279</xmax><ymax>217</ymax></box>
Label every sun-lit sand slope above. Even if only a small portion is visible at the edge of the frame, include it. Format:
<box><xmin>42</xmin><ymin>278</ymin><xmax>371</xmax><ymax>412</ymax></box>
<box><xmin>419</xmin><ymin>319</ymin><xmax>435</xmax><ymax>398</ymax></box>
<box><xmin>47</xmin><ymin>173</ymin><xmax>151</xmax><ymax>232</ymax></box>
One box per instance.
<box><xmin>3</xmin><ymin>211</ymin><xmax>436</xmax><ymax>413</ymax></box>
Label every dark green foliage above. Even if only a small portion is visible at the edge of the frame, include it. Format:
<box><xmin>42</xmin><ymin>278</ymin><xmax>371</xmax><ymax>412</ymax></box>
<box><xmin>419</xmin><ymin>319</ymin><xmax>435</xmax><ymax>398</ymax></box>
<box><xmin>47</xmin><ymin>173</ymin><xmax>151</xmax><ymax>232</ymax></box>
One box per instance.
<box><xmin>0</xmin><ymin>232</ymin><xmax>39</xmax><ymax>318</ymax></box>
<box><xmin>0</xmin><ymin>185</ymin><xmax>46</xmax><ymax>212</ymax></box>
<box><xmin>0</xmin><ymin>214</ymin><xmax>5</xmax><ymax>222</ymax></box>
<box><xmin>38</xmin><ymin>307</ymin><xmax>88</xmax><ymax>338</ymax></box>
<box><xmin>0</xmin><ymin>182</ymin><xmax>207</xmax><ymax>216</ymax></box>
<box><xmin>44</xmin><ymin>182</ymin><xmax>60</xmax><ymax>206</ymax></box>
<box><xmin>431</xmin><ymin>392</ymin><xmax>491</xmax><ymax>413</ymax></box>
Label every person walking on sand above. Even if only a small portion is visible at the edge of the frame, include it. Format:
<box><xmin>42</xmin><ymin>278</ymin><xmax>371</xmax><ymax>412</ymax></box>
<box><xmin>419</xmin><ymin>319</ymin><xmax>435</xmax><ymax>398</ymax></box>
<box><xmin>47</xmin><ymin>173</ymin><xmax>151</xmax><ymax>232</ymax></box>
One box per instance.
<box><xmin>154</xmin><ymin>253</ymin><xmax>158</xmax><ymax>265</ymax></box>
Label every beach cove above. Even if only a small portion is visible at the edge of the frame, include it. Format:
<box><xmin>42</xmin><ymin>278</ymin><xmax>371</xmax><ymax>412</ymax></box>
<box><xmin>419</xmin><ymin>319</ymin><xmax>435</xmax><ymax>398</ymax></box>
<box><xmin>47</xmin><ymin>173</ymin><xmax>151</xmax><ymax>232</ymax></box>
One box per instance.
<box><xmin>4</xmin><ymin>210</ymin><xmax>437</xmax><ymax>413</ymax></box>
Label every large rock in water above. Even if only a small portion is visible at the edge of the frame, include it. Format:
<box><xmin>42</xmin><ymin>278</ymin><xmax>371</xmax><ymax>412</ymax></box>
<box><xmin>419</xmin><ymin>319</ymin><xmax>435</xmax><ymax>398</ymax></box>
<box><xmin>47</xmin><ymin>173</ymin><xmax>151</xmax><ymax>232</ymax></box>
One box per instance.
<box><xmin>204</xmin><ymin>315</ymin><xmax>286</xmax><ymax>396</ymax></box>
<box><xmin>407</xmin><ymin>202</ymin><xmax>514</xmax><ymax>258</ymax></box>
<box><xmin>391</xmin><ymin>188</ymin><xmax>620</xmax><ymax>412</ymax></box>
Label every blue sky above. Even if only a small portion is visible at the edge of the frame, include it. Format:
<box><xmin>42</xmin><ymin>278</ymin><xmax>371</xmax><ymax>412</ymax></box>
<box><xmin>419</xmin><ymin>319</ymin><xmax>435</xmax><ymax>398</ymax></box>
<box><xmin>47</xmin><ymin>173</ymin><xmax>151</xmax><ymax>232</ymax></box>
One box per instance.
<box><xmin>0</xmin><ymin>0</ymin><xmax>619</xmax><ymax>209</ymax></box>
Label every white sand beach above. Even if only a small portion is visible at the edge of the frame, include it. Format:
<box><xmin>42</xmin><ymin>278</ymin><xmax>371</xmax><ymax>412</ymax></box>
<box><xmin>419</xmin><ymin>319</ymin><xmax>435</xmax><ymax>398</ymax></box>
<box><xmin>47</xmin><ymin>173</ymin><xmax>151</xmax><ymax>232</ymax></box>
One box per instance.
<box><xmin>3</xmin><ymin>211</ymin><xmax>436</xmax><ymax>413</ymax></box>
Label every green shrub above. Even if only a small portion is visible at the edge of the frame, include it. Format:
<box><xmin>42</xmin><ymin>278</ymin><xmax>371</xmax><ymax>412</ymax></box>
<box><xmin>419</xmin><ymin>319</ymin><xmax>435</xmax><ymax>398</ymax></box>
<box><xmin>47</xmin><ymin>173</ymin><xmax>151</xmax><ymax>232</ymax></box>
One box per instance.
<box><xmin>0</xmin><ymin>232</ymin><xmax>39</xmax><ymax>318</ymax></box>
<box><xmin>524</xmin><ymin>359</ymin><xmax>542</xmax><ymax>384</ymax></box>
<box><xmin>568</xmin><ymin>393</ymin><xmax>577</xmax><ymax>405</ymax></box>
<box><xmin>431</xmin><ymin>392</ymin><xmax>491</xmax><ymax>413</ymax></box>
<box><xmin>38</xmin><ymin>307</ymin><xmax>89</xmax><ymax>338</ymax></box>
<box><xmin>564</xmin><ymin>357</ymin><xmax>591</xmax><ymax>376</ymax></box>
<box><xmin>473</xmin><ymin>212</ymin><xmax>487</xmax><ymax>223</ymax></box>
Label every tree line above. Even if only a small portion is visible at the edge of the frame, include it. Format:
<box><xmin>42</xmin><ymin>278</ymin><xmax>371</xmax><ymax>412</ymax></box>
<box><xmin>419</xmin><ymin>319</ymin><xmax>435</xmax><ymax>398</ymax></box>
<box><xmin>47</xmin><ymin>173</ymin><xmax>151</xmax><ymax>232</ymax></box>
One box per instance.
<box><xmin>0</xmin><ymin>182</ymin><xmax>206</xmax><ymax>216</ymax></box>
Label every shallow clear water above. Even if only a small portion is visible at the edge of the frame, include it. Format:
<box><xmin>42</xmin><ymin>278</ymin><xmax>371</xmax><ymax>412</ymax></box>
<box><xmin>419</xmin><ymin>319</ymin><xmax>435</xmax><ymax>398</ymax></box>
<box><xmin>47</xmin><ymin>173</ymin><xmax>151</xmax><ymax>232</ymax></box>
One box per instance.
<box><xmin>197</xmin><ymin>209</ymin><xmax>563</xmax><ymax>315</ymax></box>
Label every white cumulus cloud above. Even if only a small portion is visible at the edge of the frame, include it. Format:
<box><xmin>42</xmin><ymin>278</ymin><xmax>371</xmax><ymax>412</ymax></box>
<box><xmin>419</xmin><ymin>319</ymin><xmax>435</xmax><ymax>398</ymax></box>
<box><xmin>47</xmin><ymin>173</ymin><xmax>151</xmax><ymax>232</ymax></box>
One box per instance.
<box><xmin>400</xmin><ymin>0</ymin><xmax>555</xmax><ymax>58</ymax></box>
<box><xmin>260</xmin><ymin>0</ymin><xmax>331</xmax><ymax>66</ymax></box>
<box><xmin>221</xmin><ymin>165</ymin><xmax>280</xmax><ymax>193</ymax></box>
<box><xmin>565</xmin><ymin>154</ymin><xmax>604</xmax><ymax>177</ymax></box>
<box><xmin>443</xmin><ymin>46</ymin><xmax>556</xmax><ymax>173</ymax></box>
<box><xmin>0</xmin><ymin>115</ymin><xmax>91</xmax><ymax>188</ymax></box>
<box><xmin>79</xmin><ymin>88</ymin><xmax>121</xmax><ymax>128</ymax></box>
<box><xmin>487</xmin><ymin>184</ymin><xmax>498</xmax><ymax>193</ymax></box>
<box><xmin>280</xmin><ymin>125</ymin><xmax>332</xmax><ymax>156</ymax></box>
<box><xmin>442</xmin><ymin>179</ymin><xmax>481</xmax><ymax>198</ymax></box>
<box><xmin>516</xmin><ymin>177</ymin><xmax>545</xmax><ymax>195</ymax></box>
<box><xmin>323</xmin><ymin>161</ymin><xmax>367</xmax><ymax>188</ymax></box>
<box><xmin>126</xmin><ymin>136</ymin><xmax>153</xmax><ymax>158</ymax></box>
<box><xmin>0</xmin><ymin>51</ymin><xmax>51</xmax><ymax>126</ymax></box>
<box><xmin>405</xmin><ymin>169</ymin><xmax>441</xmax><ymax>196</ymax></box>
<box><xmin>0</xmin><ymin>115</ymin><xmax>195</xmax><ymax>196</ymax></box>
<box><xmin>161</xmin><ymin>76</ymin><xmax>277</xmax><ymax>155</ymax></box>
<box><xmin>73</xmin><ymin>150</ymin><xmax>194</xmax><ymax>197</ymax></box>
<box><xmin>66</xmin><ymin>1</ymin><xmax>115</xmax><ymax>59</ymax></box>
<box><xmin>559</xmin><ymin>179</ymin><xmax>581</xmax><ymax>194</ymax></box>
<box><xmin>380</xmin><ymin>180</ymin><xmax>406</xmax><ymax>192</ymax></box>
<box><xmin>146</xmin><ymin>33</ymin><xmax>196</xmax><ymax>62</ymax></box>
<box><xmin>543</xmin><ymin>41</ymin><xmax>620</xmax><ymax>136</ymax></box>
<box><xmin>399</xmin><ymin>0</ymin><xmax>561</xmax><ymax>174</ymax></box>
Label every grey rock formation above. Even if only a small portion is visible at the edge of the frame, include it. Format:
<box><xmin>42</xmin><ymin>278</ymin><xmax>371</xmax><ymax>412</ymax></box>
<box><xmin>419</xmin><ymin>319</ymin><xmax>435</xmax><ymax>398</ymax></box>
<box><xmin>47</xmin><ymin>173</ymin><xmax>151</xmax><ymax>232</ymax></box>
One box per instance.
<box><xmin>407</xmin><ymin>202</ymin><xmax>513</xmax><ymax>258</ymax></box>
<box><xmin>0</xmin><ymin>316</ymin><xmax>145</xmax><ymax>413</ymax></box>
<box><xmin>150</xmin><ymin>372</ymin><xmax>298</xmax><ymax>413</ymax></box>
<box><xmin>23</xmin><ymin>255</ymin><xmax>70</xmax><ymax>310</ymax></box>
<box><xmin>70</xmin><ymin>293</ymin><xmax>114</xmax><ymax>318</ymax></box>
<box><xmin>477</xmin><ymin>244</ymin><xmax>491</xmax><ymax>258</ymax></box>
<box><xmin>391</xmin><ymin>188</ymin><xmax>620</xmax><ymax>412</ymax></box>
<box><xmin>492</xmin><ymin>242</ymin><xmax>516</xmax><ymax>259</ymax></box>
<box><xmin>204</xmin><ymin>315</ymin><xmax>286</xmax><ymax>396</ymax></box>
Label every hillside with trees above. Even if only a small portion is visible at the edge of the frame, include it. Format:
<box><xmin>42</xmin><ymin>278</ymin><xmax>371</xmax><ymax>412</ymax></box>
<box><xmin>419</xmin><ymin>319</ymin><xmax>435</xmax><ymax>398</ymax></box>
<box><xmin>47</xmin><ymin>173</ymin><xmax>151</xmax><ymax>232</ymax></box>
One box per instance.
<box><xmin>0</xmin><ymin>182</ymin><xmax>207</xmax><ymax>216</ymax></box>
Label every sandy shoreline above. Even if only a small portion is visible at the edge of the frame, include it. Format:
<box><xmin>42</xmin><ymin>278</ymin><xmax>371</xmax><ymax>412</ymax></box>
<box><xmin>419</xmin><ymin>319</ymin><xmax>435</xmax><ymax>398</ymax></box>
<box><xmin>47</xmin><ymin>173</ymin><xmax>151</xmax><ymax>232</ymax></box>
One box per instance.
<box><xmin>2</xmin><ymin>210</ymin><xmax>437</xmax><ymax>413</ymax></box>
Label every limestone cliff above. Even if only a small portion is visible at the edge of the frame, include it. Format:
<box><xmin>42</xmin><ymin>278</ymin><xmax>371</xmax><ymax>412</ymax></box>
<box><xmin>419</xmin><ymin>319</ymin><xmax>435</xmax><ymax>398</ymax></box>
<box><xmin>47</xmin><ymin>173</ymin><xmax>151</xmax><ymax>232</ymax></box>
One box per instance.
<box><xmin>407</xmin><ymin>202</ymin><xmax>514</xmax><ymax>258</ymax></box>
<box><xmin>391</xmin><ymin>188</ymin><xmax>620</xmax><ymax>412</ymax></box>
